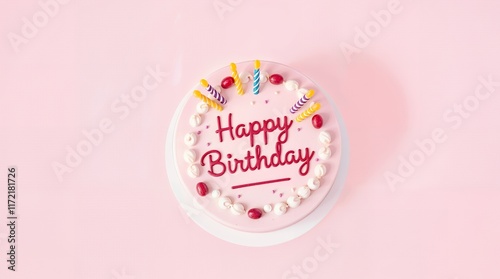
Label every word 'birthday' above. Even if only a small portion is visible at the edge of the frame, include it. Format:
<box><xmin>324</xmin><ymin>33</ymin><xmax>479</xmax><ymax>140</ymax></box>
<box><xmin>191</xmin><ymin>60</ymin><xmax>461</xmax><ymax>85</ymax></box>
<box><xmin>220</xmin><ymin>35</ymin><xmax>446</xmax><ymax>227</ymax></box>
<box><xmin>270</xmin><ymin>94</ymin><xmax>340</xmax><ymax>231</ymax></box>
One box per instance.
<box><xmin>200</xmin><ymin>114</ymin><xmax>314</xmax><ymax>176</ymax></box>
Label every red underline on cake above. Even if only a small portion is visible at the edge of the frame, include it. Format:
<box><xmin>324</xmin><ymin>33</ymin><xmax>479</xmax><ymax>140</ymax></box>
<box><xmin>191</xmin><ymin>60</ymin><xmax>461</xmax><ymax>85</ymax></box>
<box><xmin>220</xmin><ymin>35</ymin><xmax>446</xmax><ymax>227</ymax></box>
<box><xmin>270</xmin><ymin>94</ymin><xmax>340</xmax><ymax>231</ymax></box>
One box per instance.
<box><xmin>231</xmin><ymin>177</ymin><xmax>291</xmax><ymax>189</ymax></box>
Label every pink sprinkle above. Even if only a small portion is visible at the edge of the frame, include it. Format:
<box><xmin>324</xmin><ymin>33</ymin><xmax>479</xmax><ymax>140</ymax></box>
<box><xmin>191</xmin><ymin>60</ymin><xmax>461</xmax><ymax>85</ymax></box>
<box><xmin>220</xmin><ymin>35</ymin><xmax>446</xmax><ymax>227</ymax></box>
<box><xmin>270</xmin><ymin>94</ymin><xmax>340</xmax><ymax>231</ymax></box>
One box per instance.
<box><xmin>265</xmin><ymin>100</ymin><xmax>269</xmax><ymax>104</ymax></box>
<box><xmin>272</xmin><ymin>189</ymin><xmax>277</xmax><ymax>194</ymax></box>
<box><xmin>297</xmin><ymin>128</ymin><xmax>302</xmax><ymax>132</ymax></box>
<box><xmin>279</xmin><ymin>193</ymin><xmax>283</xmax><ymax>197</ymax></box>
<box><xmin>237</xmin><ymin>194</ymin><xmax>242</xmax><ymax>198</ymax></box>
<box><xmin>316</xmin><ymin>158</ymin><xmax>320</xmax><ymax>162</ymax></box>
<box><xmin>207</xmin><ymin>142</ymin><xmax>211</xmax><ymax>146</ymax></box>
<box><xmin>206</xmin><ymin>125</ymin><xmax>210</xmax><ymax>129</ymax></box>
<box><xmin>197</xmin><ymin>131</ymin><xmax>201</xmax><ymax>135</ymax></box>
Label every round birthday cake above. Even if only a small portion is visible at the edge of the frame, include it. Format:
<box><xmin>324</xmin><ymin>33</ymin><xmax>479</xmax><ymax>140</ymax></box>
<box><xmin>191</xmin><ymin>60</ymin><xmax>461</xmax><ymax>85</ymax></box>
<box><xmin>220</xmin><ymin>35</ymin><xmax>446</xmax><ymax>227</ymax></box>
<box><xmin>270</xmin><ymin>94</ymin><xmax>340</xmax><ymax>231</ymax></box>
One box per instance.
<box><xmin>172</xmin><ymin>60</ymin><xmax>342</xmax><ymax>233</ymax></box>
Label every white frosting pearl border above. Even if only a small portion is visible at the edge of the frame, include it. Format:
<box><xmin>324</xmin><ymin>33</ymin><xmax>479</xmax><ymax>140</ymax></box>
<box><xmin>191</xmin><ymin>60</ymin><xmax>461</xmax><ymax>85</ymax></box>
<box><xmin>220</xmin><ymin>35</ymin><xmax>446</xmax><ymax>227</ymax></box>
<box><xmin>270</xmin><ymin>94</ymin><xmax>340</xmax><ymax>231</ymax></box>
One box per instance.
<box><xmin>182</xmin><ymin>65</ymin><xmax>335</xmax><ymax>219</ymax></box>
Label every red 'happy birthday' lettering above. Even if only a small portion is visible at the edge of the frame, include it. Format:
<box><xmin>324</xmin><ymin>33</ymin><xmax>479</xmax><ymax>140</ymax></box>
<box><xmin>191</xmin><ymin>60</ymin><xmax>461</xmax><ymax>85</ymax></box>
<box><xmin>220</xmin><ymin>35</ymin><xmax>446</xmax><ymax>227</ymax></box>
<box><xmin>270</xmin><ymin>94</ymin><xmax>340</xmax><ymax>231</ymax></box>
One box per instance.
<box><xmin>215</xmin><ymin>113</ymin><xmax>293</xmax><ymax>147</ymax></box>
<box><xmin>201</xmin><ymin>114</ymin><xmax>314</xmax><ymax>177</ymax></box>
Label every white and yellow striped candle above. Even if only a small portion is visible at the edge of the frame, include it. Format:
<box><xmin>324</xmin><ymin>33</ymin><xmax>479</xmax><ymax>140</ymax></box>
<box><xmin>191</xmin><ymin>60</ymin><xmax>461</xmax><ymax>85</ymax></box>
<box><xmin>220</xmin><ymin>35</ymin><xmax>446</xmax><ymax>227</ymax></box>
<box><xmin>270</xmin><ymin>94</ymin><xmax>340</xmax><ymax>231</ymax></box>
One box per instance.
<box><xmin>230</xmin><ymin>63</ymin><xmax>244</xmax><ymax>95</ymax></box>
<box><xmin>295</xmin><ymin>103</ymin><xmax>320</xmax><ymax>122</ymax></box>
<box><xmin>193</xmin><ymin>90</ymin><xmax>223</xmax><ymax>111</ymax></box>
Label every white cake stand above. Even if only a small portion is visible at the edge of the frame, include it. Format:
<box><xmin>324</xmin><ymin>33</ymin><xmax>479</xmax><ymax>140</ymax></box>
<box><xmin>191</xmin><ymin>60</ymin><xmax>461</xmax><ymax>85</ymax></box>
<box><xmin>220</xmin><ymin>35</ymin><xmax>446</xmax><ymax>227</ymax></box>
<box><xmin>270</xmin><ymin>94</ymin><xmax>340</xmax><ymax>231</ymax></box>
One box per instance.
<box><xmin>165</xmin><ymin>68</ymin><xmax>349</xmax><ymax>247</ymax></box>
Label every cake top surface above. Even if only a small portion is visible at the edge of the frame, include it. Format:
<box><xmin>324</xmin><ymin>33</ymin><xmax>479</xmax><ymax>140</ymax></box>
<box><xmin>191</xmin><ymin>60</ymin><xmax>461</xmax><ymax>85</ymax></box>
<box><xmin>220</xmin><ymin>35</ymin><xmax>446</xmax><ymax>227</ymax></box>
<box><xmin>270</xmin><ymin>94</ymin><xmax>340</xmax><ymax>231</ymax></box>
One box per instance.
<box><xmin>173</xmin><ymin>61</ymin><xmax>341</xmax><ymax>232</ymax></box>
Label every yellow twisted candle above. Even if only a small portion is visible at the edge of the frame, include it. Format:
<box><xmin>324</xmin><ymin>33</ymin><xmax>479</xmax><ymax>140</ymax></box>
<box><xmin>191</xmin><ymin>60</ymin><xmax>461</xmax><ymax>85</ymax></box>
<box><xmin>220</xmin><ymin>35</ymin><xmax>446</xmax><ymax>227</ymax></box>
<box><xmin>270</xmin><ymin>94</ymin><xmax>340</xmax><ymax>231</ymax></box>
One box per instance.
<box><xmin>193</xmin><ymin>90</ymin><xmax>223</xmax><ymax>111</ymax></box>
<box><xmin>295</xmin><ymin>103</ymin><xmax>321</xmax><ymax>122</ymax></box>
<box><xmin>230</xmin><ymin>63</ymin><xmax>244</xmax><ymax>95</ymax></box>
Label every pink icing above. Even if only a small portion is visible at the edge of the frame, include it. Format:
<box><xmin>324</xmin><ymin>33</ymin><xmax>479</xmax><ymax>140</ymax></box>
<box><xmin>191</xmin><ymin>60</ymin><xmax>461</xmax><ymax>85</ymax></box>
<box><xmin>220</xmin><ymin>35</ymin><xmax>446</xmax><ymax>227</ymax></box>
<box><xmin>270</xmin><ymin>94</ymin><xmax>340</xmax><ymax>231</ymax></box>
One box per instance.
<box><xmin>172</xmin><ymin>61</ymin><xmax>342</xmax><ymax>233</ymax></box>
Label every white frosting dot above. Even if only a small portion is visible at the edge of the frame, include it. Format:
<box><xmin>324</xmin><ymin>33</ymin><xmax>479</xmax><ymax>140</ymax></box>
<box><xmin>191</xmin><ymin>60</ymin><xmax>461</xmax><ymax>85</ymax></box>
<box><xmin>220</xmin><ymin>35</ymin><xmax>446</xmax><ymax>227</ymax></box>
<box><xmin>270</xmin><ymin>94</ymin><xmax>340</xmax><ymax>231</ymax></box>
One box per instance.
<box><xmin>319</xmin><ymin>131</ymin><xmax>332</xmax><ymax>145</ymax></box>
<box><xmin>196</xmin><ymin>102</ymin><xmax>210</xmax><ymax>114</ymax></box>
<box><xmin>211</xmin><ymin>189</ymin><xmax>221</xmax><ymax>199</ymax></box>
<box><xmin>230</xmin><ymin>203</ymin><xmax>245</xmax><ymax>215</ymax></box>
<box><xmin>218</xmin><ymin>196</ymin><xmax>232</xmax><ymax>209</ymax></box>
<box><xmin>297</xmin><ymin>186</ymin><xmax>311</xmax><ymax>199</ymax></box>
<box><xmin>184</xmin><ymin>132</ymin><xmax>197</xmax><ymax>146</ymax></box>
<box><xmin>239</xmin><ymin>72</ymin><xmax>252</xmax><ymax>84</ymax></box>
<box><xmin>287</xmin><ymin>196</ymin><xmax>301</xmax><ymax>208</ymax></box>
<box><xmin>189</xmin><ymin>114</ymin><xmax>202</xmax><ymax>127</ymax></box>
<box><xmin>307</xmin><ymin>177</ymin><xmax>321</xmax><ymax>190</ymax></box>
<box><xmin>274</xmin><ymin>202</ymin><xmax>288</xmax><ymax>215</ymax></box>
<box><xmin>187</xmin><ymin>164</ymin><xmax>200</xmax><ymax>178</ymax></box>
<box><xmin>314</xmin><ymin>164</ymin><xmax>327</xmax><ymax>178</ymax></box>
<box><xmin>263</xmin><ymin>204</ymin><xmax>272</xmax><ymax>213</ymax></box>
<box><xmin>260</xmin><ymin>71</ymin><xmax>269</xmax><ymax>83</ymax></box>
<box><xmin>284</xmin><ymin>80</ymin><xmax>299</xmax><ymax>91</ymax></box>
<box><xmin>318</xmin><ymin>146</ymin><xmax>332</xmax><ymax>160</ymax></box>
<box><xmin>183</xmin><ymin>149</ymin><xmax>197</xmax><ymax>164</ymax></box>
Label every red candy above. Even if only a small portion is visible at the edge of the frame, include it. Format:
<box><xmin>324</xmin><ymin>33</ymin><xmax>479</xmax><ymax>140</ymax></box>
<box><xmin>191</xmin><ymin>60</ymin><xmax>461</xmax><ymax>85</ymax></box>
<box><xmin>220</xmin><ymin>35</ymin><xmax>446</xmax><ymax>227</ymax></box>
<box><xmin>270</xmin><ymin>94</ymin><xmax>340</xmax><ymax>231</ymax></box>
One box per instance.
<box><xmin>269</xmin><ymin>74</ymin><xmax>284</xmax><ymax>85</ymax></box>
<box><xmin>312</xmin><ymin>114</ymin><xmax>323</xmax><ymax>129</ymax></box>
<box><xmin>221</xmin><ymin>76</ymin><xmax>235</xmax><ymax>89</ymax></box>
<box><xmin>196</xmin><ymin>182</ymin><xmax>209</xmax><ymax>196</ymax></box>
<box><xmin>247</xmin><ymin>208</ymin><xmax>263</xmax><ymax>219</ymax></box>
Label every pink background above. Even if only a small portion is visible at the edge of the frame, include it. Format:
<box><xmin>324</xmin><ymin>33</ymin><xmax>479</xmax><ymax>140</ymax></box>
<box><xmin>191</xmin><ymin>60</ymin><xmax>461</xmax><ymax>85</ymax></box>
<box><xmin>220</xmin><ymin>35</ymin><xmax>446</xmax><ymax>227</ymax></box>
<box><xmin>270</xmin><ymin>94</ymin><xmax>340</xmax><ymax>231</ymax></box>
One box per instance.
<box><xmin>1</xmin><ymin>0</ymin><xmax>500</xmax><ymax>278</ymax></box>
